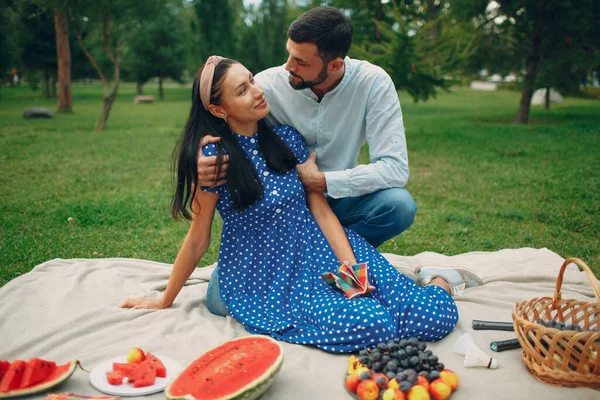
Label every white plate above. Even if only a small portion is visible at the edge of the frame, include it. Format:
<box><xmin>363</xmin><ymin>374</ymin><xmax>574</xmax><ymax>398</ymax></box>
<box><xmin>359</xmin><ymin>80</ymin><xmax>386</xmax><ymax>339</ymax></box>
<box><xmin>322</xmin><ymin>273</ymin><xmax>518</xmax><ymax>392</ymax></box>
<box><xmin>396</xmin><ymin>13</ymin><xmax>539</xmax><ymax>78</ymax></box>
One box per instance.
<box><xmin>89</xmin><ymin>354</ymin><xmax>181</xmax><ymax>397</ymax></box>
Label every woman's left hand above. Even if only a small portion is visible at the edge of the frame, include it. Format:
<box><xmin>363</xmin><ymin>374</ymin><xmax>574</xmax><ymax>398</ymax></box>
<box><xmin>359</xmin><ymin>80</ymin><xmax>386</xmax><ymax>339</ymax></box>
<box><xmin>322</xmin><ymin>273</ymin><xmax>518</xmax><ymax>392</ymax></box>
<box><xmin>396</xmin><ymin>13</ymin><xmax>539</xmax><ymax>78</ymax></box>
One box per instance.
<box><xmin>120</xmin><ymin>297</ymin><xmax>165</xmax><ymax>310</ymax></box>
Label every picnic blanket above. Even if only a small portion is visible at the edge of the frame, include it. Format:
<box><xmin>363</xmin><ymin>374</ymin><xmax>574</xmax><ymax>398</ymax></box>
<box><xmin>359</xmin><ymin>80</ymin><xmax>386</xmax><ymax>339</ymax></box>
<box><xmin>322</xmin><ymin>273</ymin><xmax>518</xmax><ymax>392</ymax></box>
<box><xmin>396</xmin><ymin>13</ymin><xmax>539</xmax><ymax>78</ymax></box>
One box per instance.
<box><xmin>2</xmin><ymin>247</ymin><xmax>599</xmax><ymax>399</ymax></box>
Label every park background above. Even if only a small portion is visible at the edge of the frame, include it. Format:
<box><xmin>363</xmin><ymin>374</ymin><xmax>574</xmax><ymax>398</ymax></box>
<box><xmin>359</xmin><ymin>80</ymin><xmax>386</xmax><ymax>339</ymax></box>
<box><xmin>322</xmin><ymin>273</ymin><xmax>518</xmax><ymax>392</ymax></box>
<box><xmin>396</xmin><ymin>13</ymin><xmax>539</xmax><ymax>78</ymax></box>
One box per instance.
<box><xmin>1</xmin><ymin>0</ymin><xmax>599</xmax><ymax>287</ymax></box>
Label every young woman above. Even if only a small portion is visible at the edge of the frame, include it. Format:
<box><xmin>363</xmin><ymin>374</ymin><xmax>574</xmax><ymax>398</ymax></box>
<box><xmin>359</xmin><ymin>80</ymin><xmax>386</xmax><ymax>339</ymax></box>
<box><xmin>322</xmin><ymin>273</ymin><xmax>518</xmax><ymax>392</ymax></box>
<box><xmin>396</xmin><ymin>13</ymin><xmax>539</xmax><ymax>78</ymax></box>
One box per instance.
<box><xmin>121</xmin><ymin>56</ymin><xmax>459</xmax><ymax>353</ymax></box>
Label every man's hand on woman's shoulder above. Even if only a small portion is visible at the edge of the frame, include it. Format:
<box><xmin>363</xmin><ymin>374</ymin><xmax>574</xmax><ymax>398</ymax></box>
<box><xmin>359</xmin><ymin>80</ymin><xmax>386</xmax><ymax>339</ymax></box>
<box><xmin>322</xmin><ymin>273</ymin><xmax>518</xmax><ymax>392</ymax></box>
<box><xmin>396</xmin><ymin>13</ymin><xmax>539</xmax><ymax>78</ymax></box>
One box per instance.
<box><xmin>297</xmin><ymin>152</ymin><xmax>327</xmax><ymax>192</ymax></box>
<box><xmin>197</xmin><ymin>136</ymin><xmax>228</xmax><ymax>188</ymax></box>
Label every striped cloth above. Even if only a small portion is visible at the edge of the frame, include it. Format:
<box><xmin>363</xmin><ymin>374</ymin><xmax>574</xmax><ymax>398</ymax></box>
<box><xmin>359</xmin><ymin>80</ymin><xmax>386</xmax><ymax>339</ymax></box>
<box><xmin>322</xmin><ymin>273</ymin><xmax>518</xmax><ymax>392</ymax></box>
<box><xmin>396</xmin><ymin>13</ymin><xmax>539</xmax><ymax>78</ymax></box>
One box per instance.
<box><xmin>322</xmin><ymin>262</ymin><xmax>375</xmax><ymax>299</ymax></box>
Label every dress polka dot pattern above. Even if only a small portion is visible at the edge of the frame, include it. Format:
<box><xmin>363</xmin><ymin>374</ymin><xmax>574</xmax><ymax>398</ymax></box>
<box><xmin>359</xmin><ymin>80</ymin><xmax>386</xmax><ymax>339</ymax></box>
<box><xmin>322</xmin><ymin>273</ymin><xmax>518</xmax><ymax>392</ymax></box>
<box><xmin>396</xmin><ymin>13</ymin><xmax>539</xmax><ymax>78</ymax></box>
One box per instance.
<box><xmin>202</xmin><ymin>125</ymin><xmax>458</xmax><ymax>353</ymax></box>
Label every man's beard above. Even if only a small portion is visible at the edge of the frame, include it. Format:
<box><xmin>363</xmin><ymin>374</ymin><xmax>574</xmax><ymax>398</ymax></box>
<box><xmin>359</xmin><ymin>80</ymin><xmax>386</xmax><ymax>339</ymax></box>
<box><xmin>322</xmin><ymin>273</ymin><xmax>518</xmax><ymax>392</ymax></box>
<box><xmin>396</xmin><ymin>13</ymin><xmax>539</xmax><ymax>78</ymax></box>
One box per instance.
<box><xmin>288</xmin><ymin>64</ymin><xmax>328</xmax><ymax>90</ymax></box>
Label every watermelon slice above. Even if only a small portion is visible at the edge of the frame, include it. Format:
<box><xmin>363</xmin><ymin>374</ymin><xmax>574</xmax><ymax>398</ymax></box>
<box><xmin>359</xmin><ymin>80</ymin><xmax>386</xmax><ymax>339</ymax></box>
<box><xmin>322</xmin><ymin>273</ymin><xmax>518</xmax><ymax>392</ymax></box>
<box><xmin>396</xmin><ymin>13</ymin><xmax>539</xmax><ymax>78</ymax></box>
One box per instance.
<box><xmin>0</xmin><ymin>362</ymin><xmax>10</xmax><ymax>382</ymax></box>
<box><xmin>19</xmin><ymin>358</ymin><xmax>57</xmax><ymax>388</ymax></box>
<box><xmin>0</xmin><ymin>360</ymin><xmax>78</xmax><ymax>398</ymax></box>
<box><xmin>0</xmin><ymin>360</ymin><xmax>26</xmax><ymax>393</ymax></box>
<box><xmin>127</xmin><ymin>360</ymin><xmax>156</xmax><ymax>388</ymax></box>
<box><xmin>165</xmin><ymin>335</ymin><xmax>284</xmax><ymax>400</ymax></box>
<box><xmin>145</xmin><ymin>353</ymin><xmax>166</xmax><ymax>378</ymax></box>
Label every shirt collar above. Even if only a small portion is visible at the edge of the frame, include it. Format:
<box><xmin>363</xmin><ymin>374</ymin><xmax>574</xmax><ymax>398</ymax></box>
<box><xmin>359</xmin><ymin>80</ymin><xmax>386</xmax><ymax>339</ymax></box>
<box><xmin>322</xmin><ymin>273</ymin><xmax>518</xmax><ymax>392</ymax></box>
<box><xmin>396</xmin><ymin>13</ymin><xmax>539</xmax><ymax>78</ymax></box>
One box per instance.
<box><xmin>301</xmin><ymin>57</ymin><xmax>354</xmax><ymax>102</ymax></box>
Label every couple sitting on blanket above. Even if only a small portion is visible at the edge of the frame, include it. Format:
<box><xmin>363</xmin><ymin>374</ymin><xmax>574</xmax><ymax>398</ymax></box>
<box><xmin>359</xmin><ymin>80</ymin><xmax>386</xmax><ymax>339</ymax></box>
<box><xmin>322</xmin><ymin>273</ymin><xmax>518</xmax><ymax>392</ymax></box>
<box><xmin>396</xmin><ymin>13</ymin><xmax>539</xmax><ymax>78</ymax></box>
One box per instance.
<box><xmin>121</xmin><ymin>6</ymin><xmax>483</xmax><ymax>354</ymax></box>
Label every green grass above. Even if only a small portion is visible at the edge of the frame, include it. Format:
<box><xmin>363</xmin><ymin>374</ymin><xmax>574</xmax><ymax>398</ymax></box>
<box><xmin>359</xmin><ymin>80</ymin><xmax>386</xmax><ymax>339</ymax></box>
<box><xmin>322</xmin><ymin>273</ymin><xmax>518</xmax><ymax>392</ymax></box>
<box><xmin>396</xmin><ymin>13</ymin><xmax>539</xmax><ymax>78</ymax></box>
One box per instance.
<box><xmin>1</xmin><ymin>83</ymin><xmax>599</xmax><ymax>287</ymax></box>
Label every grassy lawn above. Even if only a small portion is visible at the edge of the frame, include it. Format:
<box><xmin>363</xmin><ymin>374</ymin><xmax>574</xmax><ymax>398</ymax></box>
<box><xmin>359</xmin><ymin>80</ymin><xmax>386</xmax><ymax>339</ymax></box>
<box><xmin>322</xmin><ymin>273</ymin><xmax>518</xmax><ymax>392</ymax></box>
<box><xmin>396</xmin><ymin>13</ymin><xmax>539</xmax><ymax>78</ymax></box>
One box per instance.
<box><xmin>1</xmin><ymin>83</ymin><xmax>598</xmax><ymax>287</ymax></box>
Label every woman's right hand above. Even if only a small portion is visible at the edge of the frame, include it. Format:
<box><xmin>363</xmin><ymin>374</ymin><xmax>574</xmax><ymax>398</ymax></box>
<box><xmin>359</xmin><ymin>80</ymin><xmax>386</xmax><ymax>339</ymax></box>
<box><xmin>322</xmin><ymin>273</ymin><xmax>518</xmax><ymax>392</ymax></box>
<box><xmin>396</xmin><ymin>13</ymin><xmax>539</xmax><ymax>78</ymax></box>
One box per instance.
<box><xmin>197</xmin><ymin>136</ymin><xmax>229</xmax><ymax>187</ymax></box>
<box><xmin>120</xmin><ymin>297</ymin><xmax>166</xmax><ymax>310</ymax></box>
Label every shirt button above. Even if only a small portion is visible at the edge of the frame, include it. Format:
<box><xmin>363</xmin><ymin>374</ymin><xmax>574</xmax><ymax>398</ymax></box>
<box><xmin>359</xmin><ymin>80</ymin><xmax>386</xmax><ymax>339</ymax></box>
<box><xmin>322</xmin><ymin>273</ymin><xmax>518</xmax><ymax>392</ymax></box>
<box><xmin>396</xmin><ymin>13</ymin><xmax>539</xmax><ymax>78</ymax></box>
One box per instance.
<box><xmin>275</xmin><ymin>209</ymin><xmax>281</xmax><ymax>213</ymax></box>
<box><xmin>250</xmin><ymin>138</ymin><xmax>256</xmax><ymax>143</ymax></box>
<box><xmin>272</xmin><ymin>190</ymin><xmax>278</xmax><ymax>195</ymax></box>
<box><xmin>318</xmin><ymin>128</ymin><xmax>323</xmax><ymax>133</ymax></box>
<box><xmin>337</xmin><ymin>191</ymin><xmax>342</xmax><ymax>196</ymax></box>
<box><xmin>263</xmin><ymin>171</ymin><xmax>269</xmax><ymax>176</ymax></box>
<box><xmin>253</xmin><ymin>150</ymin><xmax>258</xmax><ymax>155</ymax></box>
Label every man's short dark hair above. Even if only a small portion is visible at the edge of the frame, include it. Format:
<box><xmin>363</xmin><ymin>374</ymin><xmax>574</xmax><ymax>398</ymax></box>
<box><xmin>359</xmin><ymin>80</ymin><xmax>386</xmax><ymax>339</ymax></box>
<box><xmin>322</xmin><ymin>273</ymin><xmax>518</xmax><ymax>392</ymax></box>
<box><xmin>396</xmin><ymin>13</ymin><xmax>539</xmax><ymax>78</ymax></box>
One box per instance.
<box><xmin>288</xmin><ymin>6</ymin><xmax>353</xmax><ymax>63</ymax></box>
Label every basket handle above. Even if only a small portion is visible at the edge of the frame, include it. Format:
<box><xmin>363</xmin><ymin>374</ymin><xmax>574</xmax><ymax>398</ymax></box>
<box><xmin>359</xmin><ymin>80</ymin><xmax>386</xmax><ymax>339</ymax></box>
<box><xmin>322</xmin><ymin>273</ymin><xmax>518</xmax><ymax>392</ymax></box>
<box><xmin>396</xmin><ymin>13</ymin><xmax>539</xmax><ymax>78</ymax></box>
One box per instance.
<box><xmin>553</xmin><ymin>257</ymin><xmax>600</xmax><ymax>308</ymax></box>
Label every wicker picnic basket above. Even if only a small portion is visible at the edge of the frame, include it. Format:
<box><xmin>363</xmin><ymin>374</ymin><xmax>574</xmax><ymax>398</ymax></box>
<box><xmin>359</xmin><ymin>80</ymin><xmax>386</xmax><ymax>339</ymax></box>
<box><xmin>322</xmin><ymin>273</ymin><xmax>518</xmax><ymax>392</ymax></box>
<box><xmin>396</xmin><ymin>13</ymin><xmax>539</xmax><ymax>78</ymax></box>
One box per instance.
<box><xmin>512</xmin><ymin>257</ymin><xmax>600</xmax><ymax>390</ymax></box>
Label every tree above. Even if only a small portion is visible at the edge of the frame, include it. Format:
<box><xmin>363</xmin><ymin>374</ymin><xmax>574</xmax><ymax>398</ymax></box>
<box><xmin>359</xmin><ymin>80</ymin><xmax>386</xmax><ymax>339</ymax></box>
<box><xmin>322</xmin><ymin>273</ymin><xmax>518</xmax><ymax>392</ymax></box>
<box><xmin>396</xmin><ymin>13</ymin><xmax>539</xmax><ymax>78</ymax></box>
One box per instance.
<box><xmin>333</xmin><ymin>0</ymin><xmax>479</xmax><ymax>102</ymax></box>
<box><xmin>125</xmin><ymin>4</ymin><xmax>187</xmax><ymax>100</ymax></box>
<box><xmin>0</xmin><ymin>9</ymin><xmax>14</xmax><ymax>102</ymax></box>
<box><xmin>66</xmin><ymin>0</ymin><xmax>165</xmax><ymax>130</ymax></box>
<box><xmin>236</xmin><ymin>0</ymin><xmax>289</xmax><ymax>74</ymax></box>
<box><xmin>54</xmin><ymin>9</ymin><xmax>72</xmax><ymax>112</ymax></box>
<box><xmin>16</xmin><ymin>1</ymin><xmax>58</xmax><ymax>98</ymax></box>
<box><xmin>192</xmin><ymin>0</ymin><xmax>237</xmax><ymax>59</ymax></box>
<box><xmin>456</xmin><ymin>0</ymin><xmax>600</xmax><ymax>123</ymax></box>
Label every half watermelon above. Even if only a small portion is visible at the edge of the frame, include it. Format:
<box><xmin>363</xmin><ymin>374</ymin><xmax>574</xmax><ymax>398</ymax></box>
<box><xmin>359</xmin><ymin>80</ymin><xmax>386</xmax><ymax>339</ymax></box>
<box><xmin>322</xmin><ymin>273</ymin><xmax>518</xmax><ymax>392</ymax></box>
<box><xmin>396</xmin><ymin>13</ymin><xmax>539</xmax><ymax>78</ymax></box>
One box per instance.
<box><xmin>0</xmin><ymin>359</ymin><xmax>79</xmax><ymax>398</ymax></box>
<box><xmin>165</xmin><ymin>335</ymin><xmax>284</xmax><ymax>400</ymax></box>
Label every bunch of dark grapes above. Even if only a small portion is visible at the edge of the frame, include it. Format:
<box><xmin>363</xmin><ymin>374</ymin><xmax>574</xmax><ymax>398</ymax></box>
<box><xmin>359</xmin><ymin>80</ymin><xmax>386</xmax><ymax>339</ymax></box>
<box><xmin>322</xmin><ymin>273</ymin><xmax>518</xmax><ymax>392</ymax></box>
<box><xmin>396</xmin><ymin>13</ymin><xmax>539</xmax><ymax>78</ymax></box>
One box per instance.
<box><xmin>357</xmin><ymin>337</ymin><xmax>444</xmax><ymax>393</ymax></box>
<box><xmin>536</xmin><ymin>319</ymin><xmax>600</xmax><ymax>332</ymax></box>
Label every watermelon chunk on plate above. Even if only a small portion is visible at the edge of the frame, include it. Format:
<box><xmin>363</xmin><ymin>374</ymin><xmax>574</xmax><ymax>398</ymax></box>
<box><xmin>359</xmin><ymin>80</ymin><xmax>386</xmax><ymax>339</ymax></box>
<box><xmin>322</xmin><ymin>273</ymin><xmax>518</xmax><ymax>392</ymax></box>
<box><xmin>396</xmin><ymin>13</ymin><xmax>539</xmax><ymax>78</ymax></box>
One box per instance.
<box><xmin>19</xmin><ymin>358</ymin><xmax>57</xmax><ymax>388</ymax></box>
<box><xmin>112</xmin><ymin>362</ymin><xmax>136</xmax><ymax>375</ymax></box>
<box><xmin>127</xmin><ymin>360</ymin><xmax>156</xmax><ymax>388</ymax></box>
<box><xmin>106</xmin><ymin>371</ymin><xmax>125</xmax><ymax>386</ymax></box>
<box><xmin>145</xmin><ymin>353</ymin><xmax>166</xmax><ymax>378</ymax></box>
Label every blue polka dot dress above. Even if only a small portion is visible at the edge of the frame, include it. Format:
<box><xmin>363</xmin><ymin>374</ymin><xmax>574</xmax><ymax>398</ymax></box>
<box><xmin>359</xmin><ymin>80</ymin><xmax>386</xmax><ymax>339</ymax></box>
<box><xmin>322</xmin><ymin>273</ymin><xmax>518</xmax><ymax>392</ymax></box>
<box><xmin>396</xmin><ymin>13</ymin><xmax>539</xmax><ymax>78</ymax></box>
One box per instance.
<box><xmin>202</xmin><ymin>125</ymin><xmax>458</xmax><ymax>353</ymax></box>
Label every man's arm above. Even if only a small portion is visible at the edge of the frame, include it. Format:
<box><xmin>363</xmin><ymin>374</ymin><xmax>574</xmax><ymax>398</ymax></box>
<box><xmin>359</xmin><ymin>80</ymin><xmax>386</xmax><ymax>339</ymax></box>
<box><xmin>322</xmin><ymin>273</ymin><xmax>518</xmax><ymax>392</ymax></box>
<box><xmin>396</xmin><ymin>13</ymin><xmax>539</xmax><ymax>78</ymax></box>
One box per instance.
<box><xmin>324</xmin><ymin>73</ymin><xmax>409</xmax><ymax>198</ymax></box>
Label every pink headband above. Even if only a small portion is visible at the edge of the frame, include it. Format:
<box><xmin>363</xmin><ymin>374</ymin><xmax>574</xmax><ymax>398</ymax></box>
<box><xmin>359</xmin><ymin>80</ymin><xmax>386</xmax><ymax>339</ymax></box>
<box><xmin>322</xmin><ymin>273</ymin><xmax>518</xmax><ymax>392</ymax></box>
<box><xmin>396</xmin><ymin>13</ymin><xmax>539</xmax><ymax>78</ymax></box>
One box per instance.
<box><xmin>200</xmin><ymin>55</ymin><xmax>225</xmax><ymax>111</ymax></box>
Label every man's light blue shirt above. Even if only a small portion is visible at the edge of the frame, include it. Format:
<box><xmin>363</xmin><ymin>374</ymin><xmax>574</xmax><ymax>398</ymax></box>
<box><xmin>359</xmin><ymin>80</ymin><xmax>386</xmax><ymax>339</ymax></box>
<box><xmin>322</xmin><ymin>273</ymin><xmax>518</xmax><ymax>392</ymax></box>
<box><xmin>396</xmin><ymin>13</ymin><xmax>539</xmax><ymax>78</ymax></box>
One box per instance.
<box><xmin>255</xmin><ymin>57</ymin><xmax>409</xmax><ymax>199</ymax></box>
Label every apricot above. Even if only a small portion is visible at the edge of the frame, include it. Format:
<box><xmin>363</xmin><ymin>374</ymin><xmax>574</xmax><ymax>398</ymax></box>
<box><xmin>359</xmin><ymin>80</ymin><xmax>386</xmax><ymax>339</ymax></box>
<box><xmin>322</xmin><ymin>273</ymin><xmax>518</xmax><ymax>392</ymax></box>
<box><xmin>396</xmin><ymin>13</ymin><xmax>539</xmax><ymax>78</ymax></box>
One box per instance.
<box><xmin>406</xmin><ymin>384</ymin><xmax>429</xmax><ymax>400</ymax></box>
<box><xmin>126</xmin><ymin>347</ymin><xmax>145</xmax><ymax>364</ymax></box>
<box><xmin>357</xmin><ymin>379</ymin><xmax>380</xmax><ymax>400</ymax></box>
<box><xmin>345</xmin><ymin>373</ymin><xmax>361</xmax><ymax>394</ymax></box>
<box><xmin>387</xmin><ymin>378</ymin><xmax>400</xmax><ymax>389</ymax></box>
<box><xmin>439</xmin><ymin>369</ymin><xmax>459</xmax><ymax>391</ymax></box>
<box><xmin>429</xmin><ymin>378</ymin><xmax>452</xmax><ymax>400</ymax></box>
<box><xmin>416</xmin><ymin>375</ymin><xmax>430</xmax><ymax>392</ymax></box>
<box><xmin>382</xmin><ymin>388</ymin><xmax>406</xmax><ymax>400</ymax></box>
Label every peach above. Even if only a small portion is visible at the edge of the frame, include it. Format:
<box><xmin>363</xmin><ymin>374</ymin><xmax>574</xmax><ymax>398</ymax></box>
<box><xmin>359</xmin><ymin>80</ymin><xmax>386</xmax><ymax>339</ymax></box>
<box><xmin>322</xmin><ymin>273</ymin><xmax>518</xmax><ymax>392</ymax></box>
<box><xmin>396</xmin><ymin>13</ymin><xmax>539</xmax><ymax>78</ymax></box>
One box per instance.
<box><xmin>387</xmin><ymin>378</ymin><xmax>400</xmax><ymax>389</ymax></box>
<box><xmin>345</xmin><ymin>373</ymin><xmax>361</xmax><ymax>393</ymax></box>
<box><xmin>382</xmin><ymin>388</ymin><xmax>406</xmax><ymax>400</ymax></box>
<box><xmin>126</xmin><ymin>347</ymin><xmax>146</xmax><ymax>364</ymax></box>
<box><xmin>416</xmin><ymin>375</ymin><xmax>430</xmax><ymax>392</ymax></box>
<box><xmin>429</xmin><ymin>379</ymin><xmax>452</xmax><ymax>400</ymax></box>
<box><xmin>357</xmin><ymin>379</ymin><xmax>380</xmax><ymax>400</ymax></box>
<box><xmin>407</xmin><ymin>384</ymin><xmax>429</xmax><ymax>400</ymax></box>
<box><xmin>439</xmin><ymin>369</ymin><xmax>459</xmax><ymax>391</ymax></box>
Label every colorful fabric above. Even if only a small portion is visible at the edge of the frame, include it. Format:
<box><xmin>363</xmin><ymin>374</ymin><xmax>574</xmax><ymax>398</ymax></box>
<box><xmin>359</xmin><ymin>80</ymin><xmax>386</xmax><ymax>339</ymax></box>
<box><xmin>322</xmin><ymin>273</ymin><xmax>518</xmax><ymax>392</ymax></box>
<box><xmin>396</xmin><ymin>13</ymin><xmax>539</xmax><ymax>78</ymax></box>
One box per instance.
<box><xmin>201</xmin><ymin>124</ymin><xmax>459</xmax><ymax>353</ymax></box>
<box><xmin>322</xmin><ymin>262</ymin><xmax>375</xmax><ymax>299</ymax></box>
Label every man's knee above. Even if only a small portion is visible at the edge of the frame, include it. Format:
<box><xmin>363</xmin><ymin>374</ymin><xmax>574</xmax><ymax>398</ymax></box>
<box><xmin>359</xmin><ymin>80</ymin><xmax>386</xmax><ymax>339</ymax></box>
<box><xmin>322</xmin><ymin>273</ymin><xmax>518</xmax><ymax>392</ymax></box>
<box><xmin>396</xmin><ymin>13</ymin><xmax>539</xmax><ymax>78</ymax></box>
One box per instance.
<box><xmin>376</xmin><ymin>188</ymin><xmax>417</xmax><ymax>233</ymax></box>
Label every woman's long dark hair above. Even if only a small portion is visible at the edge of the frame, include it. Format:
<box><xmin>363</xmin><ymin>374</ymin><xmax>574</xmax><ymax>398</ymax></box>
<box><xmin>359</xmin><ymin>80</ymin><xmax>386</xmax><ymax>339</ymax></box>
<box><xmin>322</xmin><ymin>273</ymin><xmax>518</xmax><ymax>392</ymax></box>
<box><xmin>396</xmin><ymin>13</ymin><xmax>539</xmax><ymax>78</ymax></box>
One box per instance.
<box><xmin>171</xmin><ymin>59</ymin><xmax>297</xmax><ymax>220</ymax></box>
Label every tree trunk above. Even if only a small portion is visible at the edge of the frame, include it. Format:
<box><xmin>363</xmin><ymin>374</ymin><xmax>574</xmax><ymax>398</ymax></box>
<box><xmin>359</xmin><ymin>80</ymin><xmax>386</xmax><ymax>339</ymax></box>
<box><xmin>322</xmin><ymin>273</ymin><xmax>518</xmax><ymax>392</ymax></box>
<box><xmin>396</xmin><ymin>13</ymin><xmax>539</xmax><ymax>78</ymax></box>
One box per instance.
<box><xmin>43</xmin><ymin>69</ymin><xmax>50</xmax><ymax>98</ymax></box>
<box><xmin>136</xmin><ymin>82</ymin><xmax>143</xmax><ymax>95</ymax></box>
<box><xmin>544</xmin><ymin>87</ymin><xmax>550</xmax><ymax>110</ymax></box>
<box><xmin>374</xmin><ymin>0</ymin><xmax>382</xmax><ymax>43</ymax></box>
<box><xmin>425</xmin><ymin>0</ymin><xmax>441</xmax><ymax>42</ymax></box>
<box><xmin>159</xmin><ymin>77</ymin><xmax>164</xmax><ymax>100</ymax></box>
<box><xmin>96</xmin><ymin>95</ymin><xmax>116</xmax><ymax>131</ymax></box>
<box><xmin>76</xmin><ymin>16</ymin><xmax>122</xmax><ymax>131</ymax></box>
<box><xmin>516</xmin><ymin>2</ymin><xmax>545</xmax><ymax>124</ymax></box>
<box><xmin>54</xmin><ymin>10</ymin><xmax>72</xmax><ymax>112</ymax></box>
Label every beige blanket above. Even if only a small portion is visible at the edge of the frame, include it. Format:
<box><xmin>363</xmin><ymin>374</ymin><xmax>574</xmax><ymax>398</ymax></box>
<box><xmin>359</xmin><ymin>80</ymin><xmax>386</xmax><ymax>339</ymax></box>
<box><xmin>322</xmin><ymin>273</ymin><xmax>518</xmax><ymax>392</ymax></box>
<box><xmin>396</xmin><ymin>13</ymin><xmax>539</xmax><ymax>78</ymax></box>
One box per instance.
<box><xmin>2</xmin><ymin>248</ymin><xmax>599</xmax><ymax>399</ymax></box>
